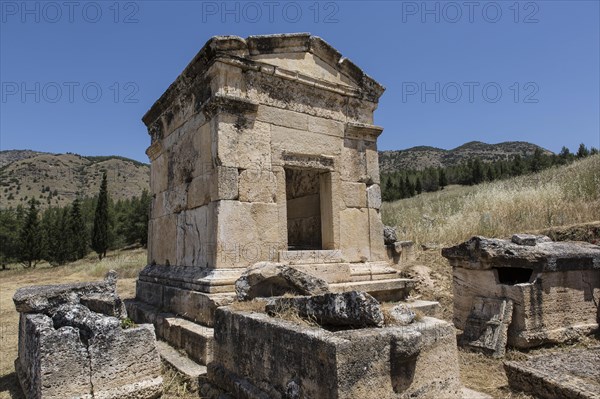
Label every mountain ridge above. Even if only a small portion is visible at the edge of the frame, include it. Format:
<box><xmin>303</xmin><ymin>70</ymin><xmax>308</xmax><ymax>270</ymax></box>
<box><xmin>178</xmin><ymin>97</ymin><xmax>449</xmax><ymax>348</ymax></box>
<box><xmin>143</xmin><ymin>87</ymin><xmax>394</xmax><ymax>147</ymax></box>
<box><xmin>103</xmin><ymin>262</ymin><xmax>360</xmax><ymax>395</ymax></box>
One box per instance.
<box><xmin>379</xmin><ymin>141</ymin><xmax>553</xmax><ymax>173</ymax></box>
<box><xmin>0</xmin><ymin>140</ymin><xmax>554</xmax><ymax>209</ymax></box>
<box><xmin>0</xmin><ymin>150</ymin><xmax>150</xmax><ymax>209</ymax></box>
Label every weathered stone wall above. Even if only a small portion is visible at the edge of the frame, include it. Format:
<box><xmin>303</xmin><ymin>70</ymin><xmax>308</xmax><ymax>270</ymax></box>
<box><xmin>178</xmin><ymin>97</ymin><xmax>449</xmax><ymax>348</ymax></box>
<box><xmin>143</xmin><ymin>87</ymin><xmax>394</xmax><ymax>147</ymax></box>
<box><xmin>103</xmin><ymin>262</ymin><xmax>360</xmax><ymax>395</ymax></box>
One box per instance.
<box><xmin>209</xmin><ymin>308</ymin><xmax>462</xmax><ymax>399</ymax></box>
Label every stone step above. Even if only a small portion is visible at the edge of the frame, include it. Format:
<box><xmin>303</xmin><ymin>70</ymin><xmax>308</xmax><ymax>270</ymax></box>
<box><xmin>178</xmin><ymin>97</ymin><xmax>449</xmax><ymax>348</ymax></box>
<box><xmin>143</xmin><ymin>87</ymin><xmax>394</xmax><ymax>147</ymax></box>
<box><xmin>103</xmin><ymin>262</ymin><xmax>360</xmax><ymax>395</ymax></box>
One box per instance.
<box><xmin>162</xmin><ymin>316</ymin><xmax>214</xmax><ymax>365</ymax></box>
<box><xmin>404</xmin><ymin>300</ymin><xmax>441</xmax><ymax>317</ymax></box>
<box><xmin>329</xmin><ymin>278</ymin><xmax>415</xmax><ymax>302</ymax></box>
<box><xmin>278</xmin><ymin>249</ymin><xmax>343</xmax><ymax>264</ymax></box>
<box><xmin>349</xmin><ymin>262</ymin><xmax>400</xmax><ymax>282</ymax></box>
<box><xmin>125</xmin><ymin>299</ymin><xmax>215</xmax><ymax>365</ymax></box>
<box><xmin>157</xmin><ymin>340</ymin><xmax>206</xmax><ymax>392</ymax></box>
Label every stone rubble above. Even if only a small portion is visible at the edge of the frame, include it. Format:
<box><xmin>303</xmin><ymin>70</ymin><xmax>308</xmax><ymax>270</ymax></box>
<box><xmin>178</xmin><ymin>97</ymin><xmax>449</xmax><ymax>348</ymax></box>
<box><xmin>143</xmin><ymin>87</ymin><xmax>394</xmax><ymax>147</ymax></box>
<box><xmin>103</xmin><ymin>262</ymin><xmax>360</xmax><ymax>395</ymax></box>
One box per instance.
<box><xmin>13</xmin><ymin>271</ymin><xmax>163</xmax><ymax>399</ymax></box>
<box><xmin>235</xmin><ymin>262</ymin><xmax>330</xmax><ymax>301</ymax></box>
<box><xmin>387</xmin><ymin>303</ymin><xmax>416</xmax><ymax>325</ymax></box>
<box><xmin>383</xmin><ymin>225</ymin><xmax>398</xmax><ymax>245</ymax></box>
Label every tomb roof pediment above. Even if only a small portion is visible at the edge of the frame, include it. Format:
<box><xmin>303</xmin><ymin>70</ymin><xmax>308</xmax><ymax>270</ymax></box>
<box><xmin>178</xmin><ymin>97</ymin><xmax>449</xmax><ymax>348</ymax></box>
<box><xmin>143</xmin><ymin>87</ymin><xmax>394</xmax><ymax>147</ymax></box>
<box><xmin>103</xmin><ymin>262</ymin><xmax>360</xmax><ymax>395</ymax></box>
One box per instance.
<box><xmin>143</xmin><ymin>33</ymin><xmax>384</xmax><ymax>126</ymax></box>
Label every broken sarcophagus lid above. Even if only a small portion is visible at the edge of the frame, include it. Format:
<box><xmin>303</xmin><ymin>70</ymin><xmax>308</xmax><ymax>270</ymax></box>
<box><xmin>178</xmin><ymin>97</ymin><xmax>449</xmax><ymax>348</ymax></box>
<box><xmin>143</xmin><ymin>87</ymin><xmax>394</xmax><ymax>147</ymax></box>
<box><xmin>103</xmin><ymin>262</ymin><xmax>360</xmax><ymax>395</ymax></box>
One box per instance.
<box><xmin>443</xmin><ymin>235</ymin><xmax>600</xmax><ymax>353</ymax></box>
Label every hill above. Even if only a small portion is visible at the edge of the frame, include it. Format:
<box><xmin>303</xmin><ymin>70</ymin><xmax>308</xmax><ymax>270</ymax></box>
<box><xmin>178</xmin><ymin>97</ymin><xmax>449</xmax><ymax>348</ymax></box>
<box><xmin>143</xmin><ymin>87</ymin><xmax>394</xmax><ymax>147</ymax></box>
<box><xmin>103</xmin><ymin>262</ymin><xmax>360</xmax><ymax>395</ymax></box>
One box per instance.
<box><xmin>0</xmin><ymin>150</ymin><xmax>150</xmax><ymax>209</ymax></box>
<box><xmin>379</xmin><ymin>141</ymin><xmax>553</xmax><ymax>172</ymax></box>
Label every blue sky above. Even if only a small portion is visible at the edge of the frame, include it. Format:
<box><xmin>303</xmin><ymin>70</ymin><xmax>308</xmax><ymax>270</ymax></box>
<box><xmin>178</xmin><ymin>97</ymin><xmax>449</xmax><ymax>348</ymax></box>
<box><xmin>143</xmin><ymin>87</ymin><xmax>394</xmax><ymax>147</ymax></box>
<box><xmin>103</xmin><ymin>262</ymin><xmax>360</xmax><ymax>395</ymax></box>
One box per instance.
<box><xmin>1</xmin><ymin>0</ymin><xmax>599</xmax><ymax>163</ymax></box>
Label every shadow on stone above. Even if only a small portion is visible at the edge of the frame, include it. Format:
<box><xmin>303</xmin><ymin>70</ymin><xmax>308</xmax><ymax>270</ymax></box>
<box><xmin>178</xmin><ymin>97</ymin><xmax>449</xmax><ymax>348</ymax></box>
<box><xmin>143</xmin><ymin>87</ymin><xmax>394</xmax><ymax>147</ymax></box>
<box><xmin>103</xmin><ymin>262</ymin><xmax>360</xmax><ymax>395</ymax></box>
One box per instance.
<box><xmin>0</xmin><ymin>372</ymin><xmax>25</xmax><ymax>399</ymax></box>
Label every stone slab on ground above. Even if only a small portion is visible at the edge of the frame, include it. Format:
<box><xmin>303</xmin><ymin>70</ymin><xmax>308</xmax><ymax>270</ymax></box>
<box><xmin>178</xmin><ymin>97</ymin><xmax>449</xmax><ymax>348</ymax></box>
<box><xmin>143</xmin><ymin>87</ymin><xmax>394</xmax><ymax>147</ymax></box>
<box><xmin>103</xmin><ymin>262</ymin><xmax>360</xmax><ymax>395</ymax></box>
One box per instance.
<box><xmin>13</xmin><ymin>271</ymin><xmax>119</xmax><ymax>314</ymax></box>
<box><xmin>461</xmin><ymin>297</ymin><xmax>513</xmax><ymax>358</ymax></box>
<box><xmin>329</xmin><ymin>278</ymin><xmax>415</xmax><ymax>302</ymax></box>
<box><xmin>504</xmin><ymin>347</ymin><xmax>600</xmax><ymax>399</ymax></box>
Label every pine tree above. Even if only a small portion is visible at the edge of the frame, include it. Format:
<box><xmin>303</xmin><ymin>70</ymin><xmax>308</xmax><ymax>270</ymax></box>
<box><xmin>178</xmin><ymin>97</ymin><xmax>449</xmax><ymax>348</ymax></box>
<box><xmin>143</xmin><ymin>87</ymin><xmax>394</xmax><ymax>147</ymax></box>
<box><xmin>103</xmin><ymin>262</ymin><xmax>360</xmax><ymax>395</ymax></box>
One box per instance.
<box><xmin>471</xmin><ymin>158</ymin><xmax>484</xmax><ymax>185</ymax></box>
<box><xmin>530</xmin><ymin>148</ymin><xmax>546</xmax><ymax>173</ymax></box>
<box><xmin>486</xmin><ymin>166</ymin><xmax>494</xmax><ymax>182</ymax></box>
<box><xmin>576</xmin><ymin>143</ymin><xmax>590</xmax><ymax>158</ymax></box>
<box><xmin>438</xmin><ymin>168</ymin><xmax>447</xmax><ymax>190</ymax></box>
<box><xmin>415</xmin><ymin>177</ymin><xmax>423</xmax><ymax>194</ymax></box>
<box><xmin>405</xmin><ymin>175</ymin><xmax>415</xmax><ymax>197</ymax></box>
<box><xmin>19</xmin><ymin>199</ymin><xmax>43</xmax><ymax>268</ymax></box>
<box><xmin>69</xmin><ymin>198</ymin><xmax>88</xmax><ymax>260</ymax></box>
<box><xmin>590</xmin><ymin>147</ymin><xmax>599</xmax><ymax>155</ymax></box>
<box><xmin>0</xmin><ymin>208</ymin><xmax>21</xmax><ymax>269</ymax></box>
<box><xmin>558</xmin><ymin>146</ymin><xmax>571</xmax><ymax>163</ymax></box>
<box><xmin>92</xmin><ymin>172</ymin><xmax>110</xmax><ymax>260</ymax></box>
<box><xmin>43</xmin><ymin>207</ymin><xmax>70</xmax><ymax>266</ymax></box>
<box><xmin>511</xmin><ymin>155</ymin><xmax>525</xmax><ymax>176</ymax></box>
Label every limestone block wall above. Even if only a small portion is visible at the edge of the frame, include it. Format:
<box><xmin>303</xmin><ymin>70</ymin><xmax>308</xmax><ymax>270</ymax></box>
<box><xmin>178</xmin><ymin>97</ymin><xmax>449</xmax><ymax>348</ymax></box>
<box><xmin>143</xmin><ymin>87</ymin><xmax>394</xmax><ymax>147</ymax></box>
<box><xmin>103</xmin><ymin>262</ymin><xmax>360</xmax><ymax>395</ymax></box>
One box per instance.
<box><xmin>142</xmin><ymin>34</ymin><xmax>388</xmax><ymax>271</ymax></box>
<box><xmin>210</xmin><ymin>308</ymin><xmax>462</xmax><ymax>399</ymax></box>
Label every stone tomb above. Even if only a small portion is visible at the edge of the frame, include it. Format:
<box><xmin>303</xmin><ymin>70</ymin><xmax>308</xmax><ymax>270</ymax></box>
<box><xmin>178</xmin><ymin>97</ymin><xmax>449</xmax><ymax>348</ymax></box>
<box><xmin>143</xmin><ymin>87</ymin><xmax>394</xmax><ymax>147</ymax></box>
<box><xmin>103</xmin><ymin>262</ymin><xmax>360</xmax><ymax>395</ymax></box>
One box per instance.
<box><xmin>128</xmin><ymin>33</ymin><xmax>415</xmax><ymax>370</ymax></box>
<box><xmin>443</xmin><ymin>234</ymin><xmax>600</xmax><ymax>351</ymax></box>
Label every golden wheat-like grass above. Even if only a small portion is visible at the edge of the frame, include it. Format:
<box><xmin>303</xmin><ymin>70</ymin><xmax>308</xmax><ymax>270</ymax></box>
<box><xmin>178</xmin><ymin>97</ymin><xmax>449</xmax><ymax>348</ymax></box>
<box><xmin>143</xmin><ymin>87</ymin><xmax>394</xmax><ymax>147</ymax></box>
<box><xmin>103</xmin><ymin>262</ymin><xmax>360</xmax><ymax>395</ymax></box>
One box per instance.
<box><xmin>381</xmin><ymin>155</ymin><xmax>600</xmax><ymax>246</ymax></box>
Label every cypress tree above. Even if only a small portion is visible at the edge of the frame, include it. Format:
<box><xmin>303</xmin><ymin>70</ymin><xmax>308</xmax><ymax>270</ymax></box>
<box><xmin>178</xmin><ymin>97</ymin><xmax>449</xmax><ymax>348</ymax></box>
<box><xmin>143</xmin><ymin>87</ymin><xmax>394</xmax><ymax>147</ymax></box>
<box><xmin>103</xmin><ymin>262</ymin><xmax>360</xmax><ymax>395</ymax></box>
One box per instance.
<box><xmin>19</xmin><ymin>199</ymin><xmax>43</xmax><ymax>268</ymax></box>
<box><xmin>70</xmin><ymin>198</ymin><xmax>88</xmax><ymax>260</ymax></box>
<box><xmin>92</xmin><ymin>172</ymin><xmax>110</xmax><ymax>260</ymax></box>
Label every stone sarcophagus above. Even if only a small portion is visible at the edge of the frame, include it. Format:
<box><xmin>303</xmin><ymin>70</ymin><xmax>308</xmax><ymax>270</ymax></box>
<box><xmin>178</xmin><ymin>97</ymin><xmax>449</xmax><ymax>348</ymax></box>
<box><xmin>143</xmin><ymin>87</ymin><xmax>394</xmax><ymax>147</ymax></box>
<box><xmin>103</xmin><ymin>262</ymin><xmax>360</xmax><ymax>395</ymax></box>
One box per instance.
<box><xmin>443</xmin><ymin>235</ymin><xmax>600</xmax><ymax>351</ymax></box>
<box><xmin>133</xmin><ymin>33</ymin><xmax>412</xmax><ymax>329</ymax></box>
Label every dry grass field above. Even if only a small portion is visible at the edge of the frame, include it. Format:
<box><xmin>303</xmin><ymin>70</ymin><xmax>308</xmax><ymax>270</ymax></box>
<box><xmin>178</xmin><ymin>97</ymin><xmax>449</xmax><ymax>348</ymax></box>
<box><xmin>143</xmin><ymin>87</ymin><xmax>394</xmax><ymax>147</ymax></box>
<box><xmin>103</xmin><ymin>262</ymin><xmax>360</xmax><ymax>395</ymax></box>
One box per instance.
<box><xmin>382</xmin><ymin>154</ymin><xmax>600</xmax><ymax>246</ymax></box>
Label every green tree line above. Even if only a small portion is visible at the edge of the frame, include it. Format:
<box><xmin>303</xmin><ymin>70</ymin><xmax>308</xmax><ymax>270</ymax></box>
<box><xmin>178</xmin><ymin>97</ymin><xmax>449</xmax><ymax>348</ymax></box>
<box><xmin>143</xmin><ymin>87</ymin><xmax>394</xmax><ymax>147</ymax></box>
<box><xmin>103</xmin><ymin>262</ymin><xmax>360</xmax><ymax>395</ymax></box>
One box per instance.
<box><xmin>382</xmin><ymin>143</ymin><xmax>598</xmax><ymax>202</ymax></box>
<box><xmin>0</xmin><ymin>172</ymin><xmax>151</xmax><ymax>269</ymax></box>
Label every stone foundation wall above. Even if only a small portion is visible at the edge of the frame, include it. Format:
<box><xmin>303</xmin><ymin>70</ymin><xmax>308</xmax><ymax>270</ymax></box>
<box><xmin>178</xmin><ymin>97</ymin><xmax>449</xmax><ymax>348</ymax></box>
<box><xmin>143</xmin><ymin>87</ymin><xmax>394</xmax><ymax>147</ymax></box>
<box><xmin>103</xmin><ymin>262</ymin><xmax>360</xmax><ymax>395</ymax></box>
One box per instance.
<box><xmin>209</xmin><ymin>308</ymin><xmax>461</xmax><ymax>399</ymax></box>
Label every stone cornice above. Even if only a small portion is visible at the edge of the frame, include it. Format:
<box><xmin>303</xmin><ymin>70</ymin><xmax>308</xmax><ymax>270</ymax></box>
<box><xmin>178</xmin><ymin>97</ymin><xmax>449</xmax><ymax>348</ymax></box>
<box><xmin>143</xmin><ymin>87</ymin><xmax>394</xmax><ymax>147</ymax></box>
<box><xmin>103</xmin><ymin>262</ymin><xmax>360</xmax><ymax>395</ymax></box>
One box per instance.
<box><xmin>344</xmin><ymin>122</ymin><xmax>384</xmax><ymax>142</ymax></box>
<box><xmin>142</xmin><ymin>33</ymin><xmax>385</xmax><ymax>131</ymax></box>
<box><xmin>200</xmin><ymin>94</ymin><xmax>259</xmax><ymax>119</ymax></box>
<box><xmin>145</xmin><ymin>140</ymin><xmax>163</xmax><ymax>162</ymax></box>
